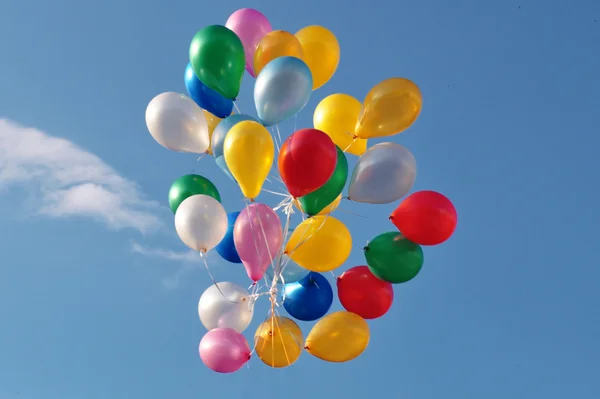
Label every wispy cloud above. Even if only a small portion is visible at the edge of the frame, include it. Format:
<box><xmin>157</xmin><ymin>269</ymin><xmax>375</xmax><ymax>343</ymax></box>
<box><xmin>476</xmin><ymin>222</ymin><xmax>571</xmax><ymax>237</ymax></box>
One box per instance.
<box><xmin>0</xmin><ymin>119</ymin><xmax>162</xmax><ymax>233</ymax></box>
<box><xmin>130</xmin><ymin>241</ymin><xmax>199</xmax><ymax>263</ymax></box>
<box><xmin>130</xmin><ymin>241</ymin><xmax>202</xmax><ymax>290</ymax></box>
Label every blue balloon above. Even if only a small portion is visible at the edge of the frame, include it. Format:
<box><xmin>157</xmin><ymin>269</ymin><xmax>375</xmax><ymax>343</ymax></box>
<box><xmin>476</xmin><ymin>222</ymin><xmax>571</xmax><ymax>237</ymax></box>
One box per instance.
<box><xmin>254</xmin><ymin>56</ymin><xmax>313</xmax><ymax>126</ymax></box>
<box><xmin>215</xmin><ymin>211</ymin><xmax>242</xmax><ymax>264</ymax></box>
<box><xmin>283</xmin><ymin>272</ymin><xmax>333</xmax><ymax>321</ymax></box>
<box><xmin>265</xmin><ymin>254</ymin><xmax>310</xmax><ymax>284</ymax></box>
<box><xmin>184</xmin><ymin>63</ymin><xmax>233</xmax><ymax>118</ymax></box>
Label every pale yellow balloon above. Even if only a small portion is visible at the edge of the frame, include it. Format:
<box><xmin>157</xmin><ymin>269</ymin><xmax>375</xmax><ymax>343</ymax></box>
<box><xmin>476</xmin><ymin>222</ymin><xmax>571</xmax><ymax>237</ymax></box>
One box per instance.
<box><xmin>254</xmin><ymin>30</ymin><xmax>304</xmax><ymax>77</ymax></box>
<box><xmin>254</xmin><ymin>316</ymin><xmax>304</xmax><ymax>368</ymax></box>
<box><xmin>295</xmin><ymin>25</ymin><xmax>340</xmax><ymax>90</ymax></box>
<box><xmin>293</xmin><ymin>194</ymin><xmax>342</xmax><ymax>216</ymax></box>
<box><xmin>223</xmin><ymin>120</ymin><xmax>274</xmax><ymax>200</ymax></box>
<box><xmin>355</xmin><ymin>77</ymin><xmax>422</xmax><ymax>139</ymax></box>
<box><xmin>202</xmin><ymin>110</ymin><xmax>222</xmax><ymax>155</ymax></box>
<box><xmin>313</xmin><ymin>94</ymin><xmax>367</xmax><ymax>156</ymax></box>
<box><xmin>305</xmin><ymin>311</ymin><xmax>370</xmax><ymax>363</ymax></box>
<box><xmin>284</xmin><ymin>215</ymin><xmax>351</xmax><ymax>272</ymax></box>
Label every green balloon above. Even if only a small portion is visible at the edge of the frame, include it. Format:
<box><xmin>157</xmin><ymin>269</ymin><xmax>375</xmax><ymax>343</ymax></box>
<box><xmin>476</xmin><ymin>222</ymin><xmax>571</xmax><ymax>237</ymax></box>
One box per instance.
<box><xmin>189</xmin><ymin>25</ymin><xmax>245</xmax><ymax>100</ymax></box>
<box><xmin>364</xmin><ymin>232</ymin><xmax>424</xmax><ymax>284</ymax></box>
<box><xmin>298</xmin><ymin>146</ymin><xmax>348</xmax><ymax>216</ymax></box>
<box><xmin>168</xmin><ymin>174</ymin><xmax>221</xmax><ymax>214</ymax></box>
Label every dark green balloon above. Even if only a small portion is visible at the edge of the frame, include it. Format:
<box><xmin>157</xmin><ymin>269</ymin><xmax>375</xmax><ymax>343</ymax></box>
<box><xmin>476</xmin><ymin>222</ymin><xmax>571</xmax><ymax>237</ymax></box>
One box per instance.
<box><xmin>189</xmin><ymin>25</ymin><xmax>245</xmax><ymax>100</ymax></box>
<box><xmin>364</xmin><ymin>232</ymin><xmax>424</xmax><ymax>284</ymax></box>
<box><xmin>298</xmin><ymin>146</ymin><xmax>348</xmax><ymax>216</ymax></box>
<box><xmin>168</xmin><ymin>174</ymin><xmax>221</xmax><ymax>214</ymax></box>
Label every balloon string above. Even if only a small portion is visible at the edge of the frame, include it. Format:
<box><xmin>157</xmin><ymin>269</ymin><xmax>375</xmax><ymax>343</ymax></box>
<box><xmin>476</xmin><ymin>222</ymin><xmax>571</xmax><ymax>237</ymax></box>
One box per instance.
<box><xmin>198</xmin><ymin>252</ymin><xmax>239</xmax><ymax>304</ymax></box>
<box><xmin>233</xmin><ymin>101</ymin><xmax>242</xmax><ymax>115</ymax></box>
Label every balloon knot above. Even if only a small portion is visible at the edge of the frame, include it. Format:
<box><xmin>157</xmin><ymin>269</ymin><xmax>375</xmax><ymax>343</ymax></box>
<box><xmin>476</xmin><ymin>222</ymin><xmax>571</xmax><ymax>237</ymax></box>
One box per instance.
<box><xmin>363</xmin><ymin>246</ymin><xmax>369</xmax><ymax>251</ymax></box>
<box><xmin>303</xmin><ymin>345</ymin><xmax>309</xmax><ymax>350</ymax></box>
<box><xmin>251</xmin><ymin>281</ymin><xmax>257</xmax><ymax>286</ymax></box>
<box><xmin>249</xmin><ymin>198</ymin><xmax>256</xmax><ymax>203</ymax></box>
<box><xmin>388</xmin><ymin>215</ymin><xmax>393</xmax><ymax>220</ymax></box>
<box><xmin>206</xmin><ymin>149</ymin><xmax>213</xmax><ymax>156</ymax></box>
<box><xmin>200</xmin><ymin>248</ymin><xmax>207</xmax><ymax>254</ymax></box>
<box><xmin>268</xmin><ymin>331</ymin><xmax>273</xmax><ymax>337</ymax></box>
<box><xmin>247</xmin><ymin>354</ymin><xmax>252</xmax><ymax>360</ymax></box>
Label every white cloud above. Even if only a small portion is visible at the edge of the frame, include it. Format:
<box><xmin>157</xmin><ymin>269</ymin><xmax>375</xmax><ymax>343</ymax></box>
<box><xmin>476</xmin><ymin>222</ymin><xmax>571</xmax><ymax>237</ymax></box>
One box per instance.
<box><xmin>130</xmin><ymin>241</ymin><xmax>199</xmax><ymax>263</ymax></box>
<box><xmin>0</xmin><ymin>118</ymin><xmax>162</xmax><ymax>233</ymax></box>
<box><xmin>130</xmin><ymin>241</ymin><xmax>201</xmax><ymax>290</ymax></box>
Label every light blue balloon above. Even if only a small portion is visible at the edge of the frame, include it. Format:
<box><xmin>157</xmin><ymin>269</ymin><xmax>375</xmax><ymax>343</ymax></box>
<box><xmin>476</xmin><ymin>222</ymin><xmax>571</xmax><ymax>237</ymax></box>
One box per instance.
<box><xmin>212</xmin><ymin>114</ymin><xmax>257</xmax><ymax>180</ymax></box>
<box><xmin>265</xmin><ymin>254</ymin><xmax>310</xmax><ymax>284</ymax></box>
<box><xmin>254</xmin><ymin>56</ymin><xmax>313</xmax><ymax>127</ymax></box>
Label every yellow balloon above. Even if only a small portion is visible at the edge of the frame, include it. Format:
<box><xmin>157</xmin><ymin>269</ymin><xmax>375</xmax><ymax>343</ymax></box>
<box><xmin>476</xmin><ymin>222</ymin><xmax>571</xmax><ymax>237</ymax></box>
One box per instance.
<box><xmin>285</xmin><ymin>215</ymin><xmax>351</xmax><ymax>272</ymax></box>
<box><xmin>293</xmin><ymin>194</ymin><xmax>342</xmax><ymax>216</ymax></box>
<box><xmin>305</xmin><ymin>311</ymin><xmax>370</xmax><ymax>363</ymax></box>
<box><xmin>202</xmin><ymin>110</ymin><xmax>222</xmax><ymax>155</ymax></box>
<box><xmin>223</xmin><ymin>120</ymin><xmax>274</xmax><ymax>200</ymax></box>
<box><xmin>355</xmin><ymin>77</ymin><xmax>422</xmax><ymax>139</ymax></box>
<box><xmin>313</xmin><ymin>94</ymin><xmax>367</xmax><ymax>156</ymax></box>
<box><xmin>254</xmin><ymin>30</ymin><xmax>304</xmax><ymax>77</ymax></box>
<box><xmin>294</xmin><ymin>26</ymin><xmax>340</xmax><ymax>90</ymax></box>
<box><xmin>254</xmin><ymin>316</ymin><xmax>303</xmax><ymax>368</ymax></box>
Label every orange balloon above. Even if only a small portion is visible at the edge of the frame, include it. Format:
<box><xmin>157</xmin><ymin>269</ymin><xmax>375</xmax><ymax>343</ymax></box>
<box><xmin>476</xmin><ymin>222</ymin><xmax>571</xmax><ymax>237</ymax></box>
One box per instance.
<box><xmin>254</xmin><ymin>30</ymin><xmax>304</xmax><ymax>77</ymax></box>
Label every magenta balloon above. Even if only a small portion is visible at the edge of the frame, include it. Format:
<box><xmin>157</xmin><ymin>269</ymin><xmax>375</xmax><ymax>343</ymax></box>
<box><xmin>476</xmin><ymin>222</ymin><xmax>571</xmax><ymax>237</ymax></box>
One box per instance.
<box><xmin>225</xmin><ymin>8</ymin><xmax>272</xmax><ymax>77</ymax></box>
<box><xmin>234</xmin><ymin>203</ymin><xmax>283</xmax><ymax>282</ymax></box>
<box><xmin>199</xmin><ymin>328</ymin><xmax>251</xmax><ymax>373</ymax></box>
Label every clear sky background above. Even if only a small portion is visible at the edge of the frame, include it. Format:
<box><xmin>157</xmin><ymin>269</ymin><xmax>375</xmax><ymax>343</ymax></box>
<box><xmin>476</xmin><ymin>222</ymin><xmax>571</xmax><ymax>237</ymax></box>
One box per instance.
<box><xmin>1</xmin><ymin>0</ymin><xmax>599</xmax><ymax>398</ymax></box>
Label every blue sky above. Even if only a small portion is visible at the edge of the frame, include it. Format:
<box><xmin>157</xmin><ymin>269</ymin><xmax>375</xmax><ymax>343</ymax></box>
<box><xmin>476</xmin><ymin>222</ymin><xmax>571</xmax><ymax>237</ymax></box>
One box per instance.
<box><xmin>1</xmin><ymin>0</ymin><xmax>599</xmax><ymax>397</ymax></box>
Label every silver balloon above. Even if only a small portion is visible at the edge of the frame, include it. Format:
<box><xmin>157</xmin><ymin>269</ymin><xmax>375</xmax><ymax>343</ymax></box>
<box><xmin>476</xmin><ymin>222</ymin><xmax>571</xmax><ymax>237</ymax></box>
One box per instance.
<box><xmin>175</xmin><ymin>194</ymin><xmax>228</xmax><ymax>252</ymax></box>
<box><xmin>348</xmin><ymin>142</ymin><xmax>417</xmax><ymax>204</ymax></box>
<box><xmin>145</xmin><ymin>92</ymin><xmax>209</xmax><ymax>153</ymax></box>
<box><xmin>198</xmin><ymin>282</ymin><xmax>254</xmax><ymax>333</ymax></box>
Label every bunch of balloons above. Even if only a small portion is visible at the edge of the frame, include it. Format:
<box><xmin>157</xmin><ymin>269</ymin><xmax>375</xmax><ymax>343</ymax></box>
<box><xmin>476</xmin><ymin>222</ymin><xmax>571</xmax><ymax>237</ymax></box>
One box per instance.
<box><xmin>145</xmin><ymin>8</ymin><xmax>458</xmax><ymax>373</ymax></box>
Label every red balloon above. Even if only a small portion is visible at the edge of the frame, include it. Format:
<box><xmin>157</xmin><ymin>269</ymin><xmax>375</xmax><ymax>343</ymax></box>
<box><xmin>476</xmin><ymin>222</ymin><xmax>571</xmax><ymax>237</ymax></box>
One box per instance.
<box><xmin>390</xmin><ymin>190</ymin><xmax>457</xmax><ymax>245</ymax></box>
<box><xmin>337</xmin><ymin>266</ymin><xmax>394</xmax><ymax>319</ymax></box>
<box><xmin>278</xmin><ymin>128</ymin><xmax>337</xmax><ymax>198</ymax></box>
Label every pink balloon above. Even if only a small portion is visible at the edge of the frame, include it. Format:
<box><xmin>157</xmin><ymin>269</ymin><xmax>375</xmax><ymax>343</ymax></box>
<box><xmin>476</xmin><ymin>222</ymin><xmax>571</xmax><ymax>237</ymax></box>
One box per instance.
<box><xmin>234</xmin><ymin>203</ymin><xmax>283</xmax><ymax>282</ymax></box>
<box><xmin>199</xmin><ymin>328</ymin><xmax>251</xmax><ymax>373</ymax></box>
<box><xmin>225</xmin><ymin>8</ymin><xmax>272</xmax><ymax>77</ymax></box>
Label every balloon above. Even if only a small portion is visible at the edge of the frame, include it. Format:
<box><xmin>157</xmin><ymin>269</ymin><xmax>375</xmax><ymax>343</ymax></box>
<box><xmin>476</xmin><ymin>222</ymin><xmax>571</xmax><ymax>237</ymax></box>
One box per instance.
<box><xmin>304</xmin><ymin>311</ymin><xmax>369</xmax><ymax>363</ymax></box>
<box><xmin>254</xmin><ymin>316</ymin><xmax>303</xmax><ymax>368</ymax></box>
<box><xmin>168</xmin><ymin>174</ymin><xmax>221</xmax><ymax>214</ymax></box>
<box><xmin>184</xmin><ymin>62</ymin><xmax>233</xmax><ymax>118</ymax></box>
<box><xmin>254</xmin><ymin>30</ymin><xmax>303</xmax><ymax>77</ymax></box>
<box><xmin>189</xmin><ymin>25</ymin><xmax>245</xmax><ymax>100</ymax></box>
<box><xmin>223</xmin><ymin>120</ymin><xmax>274</xmax><ymax>200</ymax></box>
<box><xmin>278</xmin><ymin>128</ymin><xmax>337</xmax><ymax>198</ymax></box>
<box><xmin>294</xmin><ymin>25</ymin><xmax>340</xmax><ymax>90</ymax></box>
<box><xmin>283</xmin><ymin>272</ymin><xmax>333</xmax><ymax>321</ymax></box>
<box><xmin>234</xmin><ymin>203</ymin><xmax>283</xmax><ymax>282</ymax></box>
<box><xmin>264</xmin><ymin>254</ymin><xmax>309</xmax><ymax>284</ymax></box>
<box><xmin>203</xmin><ymin>110</ymin><xmax>224</xmax><ymax>155</ymax></box>
<box><xmin>355</xmin><ymin>77</ymin><xmax>422</xmax><ymax>139</ymax></box>
<box><xmin>198</xmin><ymin>282</ymin><xmax>254</xmax><ymax>332</ymax></box>
<box><xmin>337</xmin><ymin>266</ymin><xmax>394</xmax><ymax>319</ymax></box>
<box><xmin>145</xmin><ymin>92</ymin><xmax>209</xmax><ymax>153</ymax></box>
<box><xmin>225</xmin><ymin>8</ymin><xmax>272</xmax><ymax>77</ymax></box>
<box><xmin>199</xmin><ymin>328</ymin><xmax>251</xmax><ymax>373</ymax></box>
<box><xmin>294</xmin><ymin>194</ymin><xmax>341</xmax><ymax>216</ymax></box>
<box><xmin>215</xmin><ymin>211</ymin><xmax>243</xmax><ymax>264</ymax></box>
<box><xmin>313</xmin><ymin>94</ymin><xmax>367</xmax><ymax>156</ymax></box>
<box><xmin>348</xmin><ymin>142</ymin><xmax>417</xmax><ymax>204</ymax></box>
<box><xmin>285</xmin><ymin>216</ymin><xmax>351</xmax><ymax>272</ymax></box>
<box><xmin>212</xmin><ymin>114</ymin><xmax>257</xmax><ymax>180</ymax></box>
<box><xmin>174</xmin><ymin>194</ymin><xmax>228</xmax><ymax>252</ymax></box>
<box><xmin>364</xmin><ymin>232</ymin><xmax>424</xmax><ymax>284</ymax></box>
<box><xmin>297</xmin><ymin>146</ymin><xmax>347</xmax><ymax>216</ymax></box>
<box><xmin>254</xmin><ymin>56</ymin><xmax>313</xmax><ymax>126</ymax></box>
<box><xmin>390</xmin><ymin>190</ymin><xmax>458</xmax><ymax>246</ymax></box>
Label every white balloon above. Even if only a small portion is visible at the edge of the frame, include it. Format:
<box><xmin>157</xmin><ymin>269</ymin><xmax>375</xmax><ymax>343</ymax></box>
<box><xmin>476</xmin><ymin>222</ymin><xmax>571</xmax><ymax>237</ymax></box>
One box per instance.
<box><xmin>175</xmin><ymin>195</ymin><xmax>228</xmax><ymax>252</ymax></box>
<box><xmin>198</xmin><ymin>282</ymin><xmax>254</xmax><ymax>333</ymax></box>
<box><xmin>145</xmin><ymin>92</ymin><xmax>209</xmax><ymax>153</ymax></box>
<box><xmin>348</xmin><ymin>142</ymin><xmax>417</xmax><ymax>204</ymax></box>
